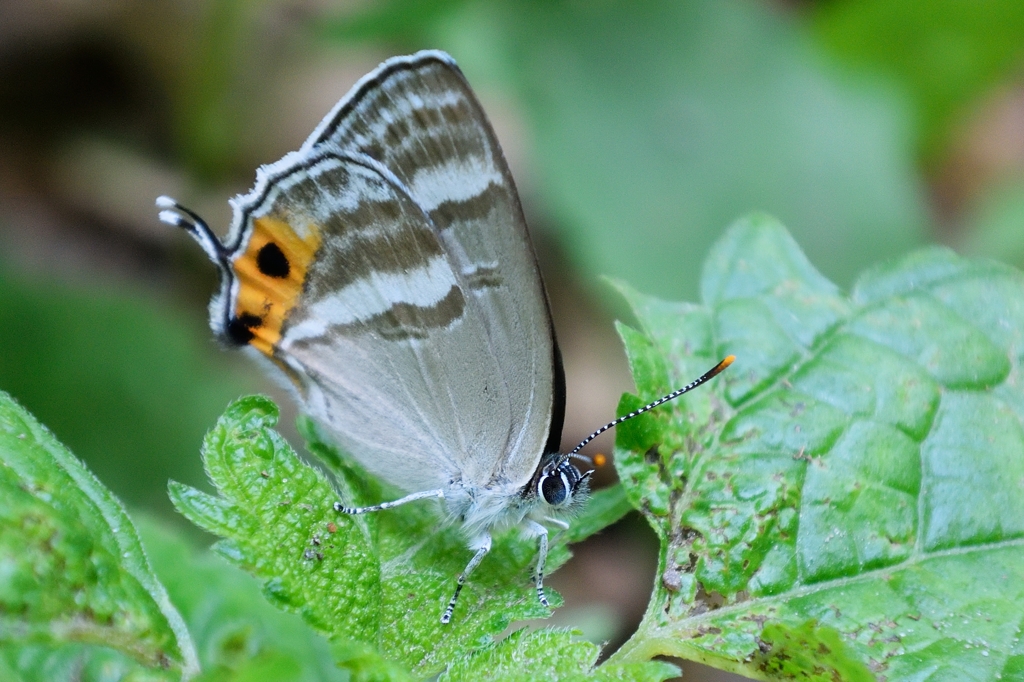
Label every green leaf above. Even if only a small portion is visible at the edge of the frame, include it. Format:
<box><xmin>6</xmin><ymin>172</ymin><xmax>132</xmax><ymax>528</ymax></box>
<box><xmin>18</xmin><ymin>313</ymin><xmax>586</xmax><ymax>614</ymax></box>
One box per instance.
<box><xmin>561</xmin><ymin>484</ymin><xmax>632</xmax><ymax>545</ymax></box>
<box><xmin>0</xmin><ymin>642</ymin><xmax>173</xmax><ymax>682</ymax></box>
<box><xmin>135</xmin><ymin>516</ymin><xmax>345</xmax><ymax>682</ymax></box>
<box><xmin>752</xmin><ymin>620</ymin><xmax>874</xmax><ymax>682</ymax></box>
<box><xmin>170</xmin><ymin>396</ymin><xmax>632</xmax><ymax>678</ymax></box>
<box><xmin>440</xmin><ymin>629</ymin><xmax>678</xmax><ymax>682</ymax></box>
<box><xmin>609</xmin><ymin>214</ymin><xmax>1024</xmax><ymax>679</ymax></box>
<box><xmin>0</xmin><ymin>391</ymin><xmax>199</xmax><ymax>678</ymax></box>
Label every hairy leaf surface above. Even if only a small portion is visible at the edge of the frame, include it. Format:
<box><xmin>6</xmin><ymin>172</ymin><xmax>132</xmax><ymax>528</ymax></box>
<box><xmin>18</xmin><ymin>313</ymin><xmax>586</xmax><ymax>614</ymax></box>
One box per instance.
<box><xmin>609</xmin><ymin>214</ymin><xmax>1024</xmax><ymax>680</ymax></box>
<box><xmin>169</xmin><ymin>398</ymin><xmax>652</xmax><ymax>680</ymax></box>
<box><xmin>0</xmin><ymin>391</ymin><xmax>198</xmax><ymax>679</ymax></box>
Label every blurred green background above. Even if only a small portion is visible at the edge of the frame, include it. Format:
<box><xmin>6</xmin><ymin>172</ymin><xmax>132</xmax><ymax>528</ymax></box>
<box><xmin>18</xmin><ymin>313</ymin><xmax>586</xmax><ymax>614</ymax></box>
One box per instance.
<box><xmin>2</xmin><ymin>0</ymin><xmax>1023</xmax><ymax>676</ymax></box>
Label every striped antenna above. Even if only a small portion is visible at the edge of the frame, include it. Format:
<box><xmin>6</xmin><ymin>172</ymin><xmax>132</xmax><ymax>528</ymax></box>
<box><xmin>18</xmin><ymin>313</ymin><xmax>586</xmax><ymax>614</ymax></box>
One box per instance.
<box><xmin>567</xmin><ymin>355</ymin><xmax>735</xmax><ymax>458</ymax></box>
<box><xmin>156</xmin><ymin>196</ymin><xmax>229</xmax><ymax>270</ymax></box>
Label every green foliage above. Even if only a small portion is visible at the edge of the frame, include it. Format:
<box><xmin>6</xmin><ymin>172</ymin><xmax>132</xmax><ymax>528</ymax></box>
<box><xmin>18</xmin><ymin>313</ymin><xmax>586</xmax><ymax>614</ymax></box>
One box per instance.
<box><xmin>608</xmin><ymin>214</ymin><xmax>1024</xmax><ymax>679</ymax></box>
<box><xmin>0</xmin><ymin>263</ymin><xmax>254</xmax><ymax>518</ymax></box>
<box><xmin>752</xmin><ymin>620</ymin><xmax>874</xmax><ymax>682</ymax></box>
<box><xmin>488</xmin><ymin>0</ymin><xmax>927</xmax><ymax>301</ymax></box>
<box><xmin>962</xmin><ymin>173</ymin><xmax>1024</xmax><ymax>272</ymax></box>
<box><xmin>0</xmin><ymin>391</ymin><xmax>198</xmax><ymax>679</ymax></box>
<box><xmin>317</xmin><ymin>0</ymin><xmax>475</xmax><ymax>43</ymax></box>
<box><xmin>0</xmin><ymin>642</ymin><xmax>172</xmax><ymax>682</ymax></box>
<box><xmin>439</xmin><ymin>629</ymin><xmax>677</xmax><ymax>682</ymax></box>
<box><xmin>168</xmin><ymin>397</ymin><xmax>648</xmax><ymax>680</ymax></box>
<box><xmin>136</xmin><ymin>516</ymin><xmax>344</xmax><ymax>682</ymax></box>
<box><xmin>6</xmin><ymin>214</ymin><xmax>1024</xmax><ymax>679</ymax></box>
<box><xmin>814</xmin><ymin>0</ymin><xmax>1024</xmax><ymax>165</ymax></box>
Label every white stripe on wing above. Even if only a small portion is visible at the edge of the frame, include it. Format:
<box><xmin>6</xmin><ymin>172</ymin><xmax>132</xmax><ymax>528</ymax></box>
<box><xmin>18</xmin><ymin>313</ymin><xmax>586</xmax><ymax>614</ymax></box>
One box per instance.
<box><xmin>282</xmin><ymin>254</ymin><xmax>458</xmax><ymax>345</ymax></box>
<box><xmin>409</xmin><ymin>155</ymin><xmax>502</xmax><ymax>213</ymax></box>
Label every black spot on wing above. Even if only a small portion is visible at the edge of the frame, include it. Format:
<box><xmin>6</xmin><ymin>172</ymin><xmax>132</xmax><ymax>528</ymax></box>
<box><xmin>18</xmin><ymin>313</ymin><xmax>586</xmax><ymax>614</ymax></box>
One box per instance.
<box><xmin>227</xmin><ymin>313</ymin><xmax>263</xmax><ymax>345</ymax></box>
<box><xmin>257</xmin><ymin>242</ymin><xmax>290</xmax><ymax>278</ymax></box>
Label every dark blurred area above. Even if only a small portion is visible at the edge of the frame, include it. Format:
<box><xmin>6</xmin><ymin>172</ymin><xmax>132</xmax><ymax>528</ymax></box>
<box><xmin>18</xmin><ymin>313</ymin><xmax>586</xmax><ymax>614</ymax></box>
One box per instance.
<box><xmin>2</xmin><ymin>0</ymin><xmax>1023</xmax><ymax>678</ymax></box>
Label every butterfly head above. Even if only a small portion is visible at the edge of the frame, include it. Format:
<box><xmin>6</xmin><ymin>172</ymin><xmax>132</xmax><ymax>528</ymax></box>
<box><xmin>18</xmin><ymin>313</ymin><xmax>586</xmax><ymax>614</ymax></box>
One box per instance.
<box><xmin>533</xmin><ymin>356</ymin><xmax>736</xmax><ymax>512</ymax></box>
<box><xmin>535</xmin><ymin>453</ymin><xmax>592</xmax><ymax>509</ymax></box>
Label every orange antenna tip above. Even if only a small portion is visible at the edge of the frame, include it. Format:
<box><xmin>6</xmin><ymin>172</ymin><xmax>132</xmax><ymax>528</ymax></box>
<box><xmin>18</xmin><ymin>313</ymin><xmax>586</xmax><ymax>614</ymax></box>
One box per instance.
<box><xmin>721</xmin><ymin>355</ymin><xmax>735</xmax><ymax>368</ymax></box>
<box><xmin>593</xmin><ymin>453</ymin><xmax>607</xmax><ymax>467</ymax></box>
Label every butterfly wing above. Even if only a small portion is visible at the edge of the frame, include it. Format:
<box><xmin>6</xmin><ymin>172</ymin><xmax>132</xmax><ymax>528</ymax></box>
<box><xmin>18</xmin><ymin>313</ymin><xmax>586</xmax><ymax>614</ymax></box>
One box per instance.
<box><xmin>307</xmin><ymin>51</ymin><xmax>565</xmax><ymax>484</ymax></box>
<box><xmin>218</xmin><ymin>52</ymin><xmax>562</xmax><ymax>492</ymax></box>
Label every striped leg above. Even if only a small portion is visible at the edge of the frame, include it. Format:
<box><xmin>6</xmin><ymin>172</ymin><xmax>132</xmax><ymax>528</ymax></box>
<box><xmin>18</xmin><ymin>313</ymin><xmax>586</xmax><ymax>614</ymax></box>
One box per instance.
<box><xmin>441</xmin><ymin>533</ymin><xmax>491</xmax><ymax>624</ymax></box>
<box><xmin>524</xmin><ymin>520</ymin><xmax>550</xmax><ymax>607</ymax></box>
<box><xmin>333</xmin><ymin>488</ymin><xmax>444</xmax><ymax>515</ymax></box>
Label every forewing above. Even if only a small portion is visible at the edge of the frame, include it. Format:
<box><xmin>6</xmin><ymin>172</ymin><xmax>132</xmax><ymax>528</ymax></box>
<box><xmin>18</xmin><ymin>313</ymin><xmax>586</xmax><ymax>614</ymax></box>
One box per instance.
<box><xmin>305</xmin><ymin>51</ymin><xmax>561</xmax><ymax>486</ymax></box>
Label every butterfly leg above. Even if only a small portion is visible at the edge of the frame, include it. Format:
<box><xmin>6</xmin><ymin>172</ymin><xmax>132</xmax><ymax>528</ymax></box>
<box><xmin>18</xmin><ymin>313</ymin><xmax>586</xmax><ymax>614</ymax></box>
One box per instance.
<box><xmin>523</xmin><ymin>520</ymin><xmax>551</xmax><ymax>607</ymax></box>
<box><xmin>543</xmin><ymin>517</ymin><xmax>570</xmax><ymax>530</ymax></box>
<box><xmin>333</xmin><ymin>488</ymin><xmax>444</xmax><ymax>515</ymax></box>
<box><xmin>441</xmin><ymin>533</ymin><xmax>491</xmax><ymax>624</ymax></box>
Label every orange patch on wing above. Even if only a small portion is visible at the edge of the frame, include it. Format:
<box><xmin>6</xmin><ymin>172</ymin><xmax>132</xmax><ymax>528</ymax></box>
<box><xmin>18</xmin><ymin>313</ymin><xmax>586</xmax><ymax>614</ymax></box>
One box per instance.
<box><xmin>232</xmin><ymin>216</ymin><xmax>321</xmax><ymax>356</ymax></box>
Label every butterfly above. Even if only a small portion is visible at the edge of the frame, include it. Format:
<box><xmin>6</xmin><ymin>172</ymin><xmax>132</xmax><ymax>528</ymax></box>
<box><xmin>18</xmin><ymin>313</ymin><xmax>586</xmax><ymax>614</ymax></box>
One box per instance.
<box><xmin>158</xmin><ymin>49</ymin><xmax>732</xmax><ymax>623</ymax></box>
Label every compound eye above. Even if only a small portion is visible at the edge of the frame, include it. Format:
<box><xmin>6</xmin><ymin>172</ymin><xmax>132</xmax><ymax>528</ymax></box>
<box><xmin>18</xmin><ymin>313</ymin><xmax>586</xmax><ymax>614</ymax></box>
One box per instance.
<box><xmin>540</xmin><ymin>472</ymin><xmax>570</xmax><ymax>506</ymax></box>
